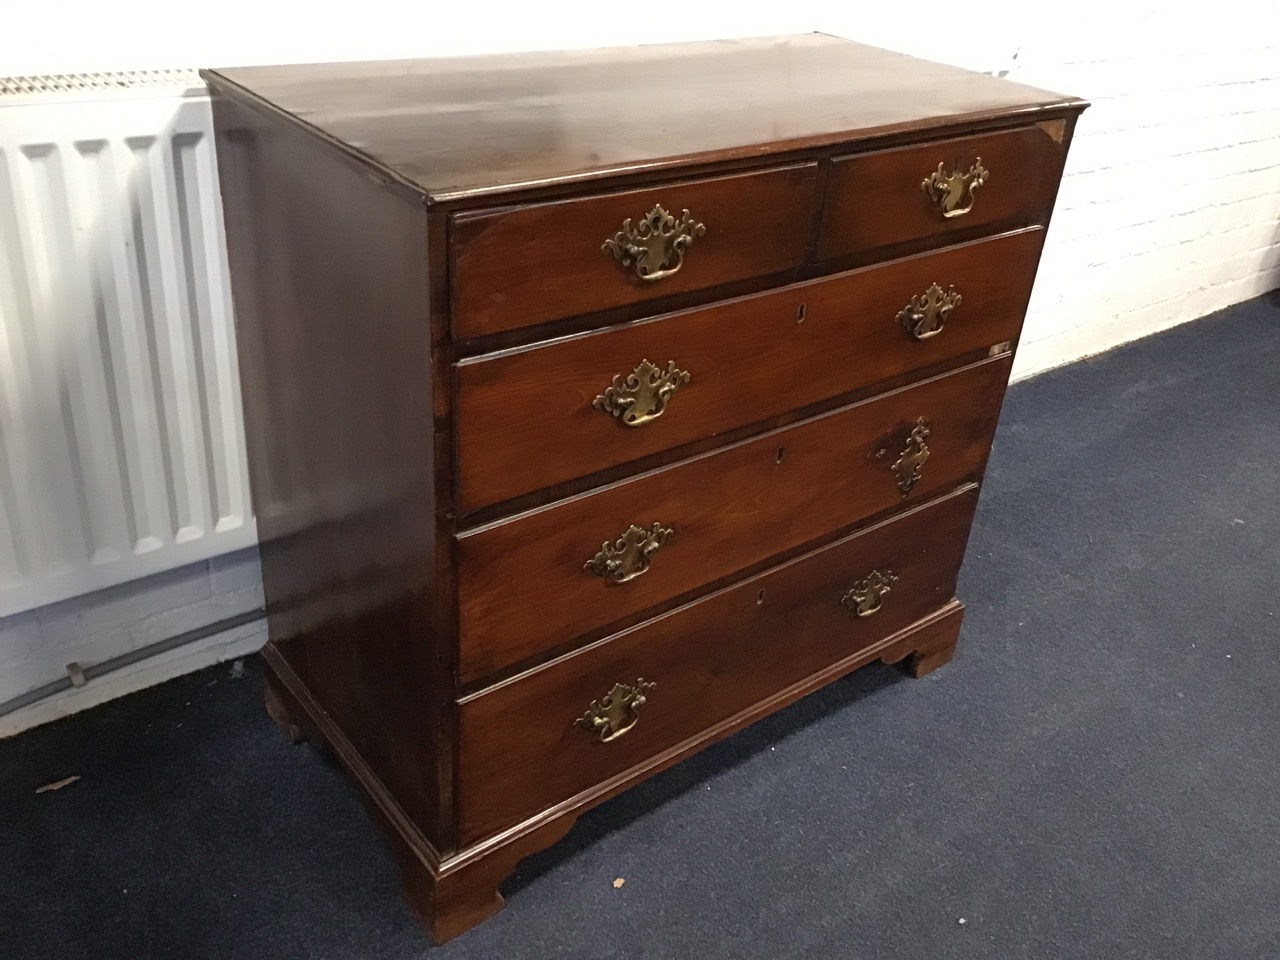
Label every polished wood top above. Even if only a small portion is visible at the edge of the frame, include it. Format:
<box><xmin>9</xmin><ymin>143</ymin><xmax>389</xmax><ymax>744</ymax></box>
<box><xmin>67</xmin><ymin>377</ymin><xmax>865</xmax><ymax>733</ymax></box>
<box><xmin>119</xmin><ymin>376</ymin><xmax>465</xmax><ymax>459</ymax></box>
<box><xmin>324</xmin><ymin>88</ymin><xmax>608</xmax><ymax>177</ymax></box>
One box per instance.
<box><xmin>203</xmin><ymin>34</ymin><xmax>1083</xmax><ymax>204</ymax></box>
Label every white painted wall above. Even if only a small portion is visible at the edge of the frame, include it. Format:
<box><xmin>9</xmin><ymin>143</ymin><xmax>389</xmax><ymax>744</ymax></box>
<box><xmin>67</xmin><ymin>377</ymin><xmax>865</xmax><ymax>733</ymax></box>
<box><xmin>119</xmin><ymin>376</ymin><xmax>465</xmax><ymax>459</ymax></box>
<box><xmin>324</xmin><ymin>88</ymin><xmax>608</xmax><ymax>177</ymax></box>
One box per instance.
<box><xmin>2</xmin><ymin>1</ymin><xmax>1278</xmax><ymax>732</ymax></box>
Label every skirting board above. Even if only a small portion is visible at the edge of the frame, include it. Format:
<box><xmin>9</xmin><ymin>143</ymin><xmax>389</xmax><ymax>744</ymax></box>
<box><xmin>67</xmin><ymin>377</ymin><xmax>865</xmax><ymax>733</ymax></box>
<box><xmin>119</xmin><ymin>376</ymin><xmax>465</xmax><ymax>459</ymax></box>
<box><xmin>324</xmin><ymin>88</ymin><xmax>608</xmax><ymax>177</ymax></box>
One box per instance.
<box><xmin>0</xmin><ymin>615</ymin><xmax>266</xmax><ymax>738</ymax></box>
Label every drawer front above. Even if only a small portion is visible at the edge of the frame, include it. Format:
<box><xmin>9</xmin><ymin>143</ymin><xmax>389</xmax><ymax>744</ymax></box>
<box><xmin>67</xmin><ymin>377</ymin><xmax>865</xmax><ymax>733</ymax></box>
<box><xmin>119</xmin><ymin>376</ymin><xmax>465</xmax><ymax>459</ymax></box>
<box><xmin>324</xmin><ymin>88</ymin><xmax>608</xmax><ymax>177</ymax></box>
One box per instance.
<box><xmin>456</xmin><ymin>228</ymin><xmax>1044</xmax><ymax>511</ymax></box>
<box><xmin>456</xmin><ymin>354</ymin><xmax>1010</xmax><ymax>682</ymax></box>
<box><xmin>451</xmin><ymin>164</ymin><xmax>819</xmax><ymax>339</ymax></box>
<box><xmin>457</xmin><ymin>485</ymin><xmax>980</xmax><ymax>844</ymax></box>
<box><xmin>818</xmin><ymin>123</ymin><xmax>1069</xmax><ymax>262</ymax></box>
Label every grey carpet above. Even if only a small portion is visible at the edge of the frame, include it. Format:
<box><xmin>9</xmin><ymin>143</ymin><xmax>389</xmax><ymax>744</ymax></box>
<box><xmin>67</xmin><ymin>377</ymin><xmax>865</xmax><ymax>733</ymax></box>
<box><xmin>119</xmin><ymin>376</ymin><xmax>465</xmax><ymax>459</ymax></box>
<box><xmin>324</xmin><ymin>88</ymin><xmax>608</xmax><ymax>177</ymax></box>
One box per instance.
<box><xmin>3</xmin><ymin>291</ymin><xmax>1279</xmax><ymax>959</ymax></box>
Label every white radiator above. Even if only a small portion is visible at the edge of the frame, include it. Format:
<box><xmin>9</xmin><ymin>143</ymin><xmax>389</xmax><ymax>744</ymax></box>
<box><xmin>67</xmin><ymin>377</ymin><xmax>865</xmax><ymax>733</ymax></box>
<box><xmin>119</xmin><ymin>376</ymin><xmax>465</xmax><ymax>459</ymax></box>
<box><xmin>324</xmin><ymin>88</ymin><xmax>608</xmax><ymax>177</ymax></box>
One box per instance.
<box><xmin>0</xmin><ymin>74</ymin><xmax>255</xmax><ymax>619</ymax></box>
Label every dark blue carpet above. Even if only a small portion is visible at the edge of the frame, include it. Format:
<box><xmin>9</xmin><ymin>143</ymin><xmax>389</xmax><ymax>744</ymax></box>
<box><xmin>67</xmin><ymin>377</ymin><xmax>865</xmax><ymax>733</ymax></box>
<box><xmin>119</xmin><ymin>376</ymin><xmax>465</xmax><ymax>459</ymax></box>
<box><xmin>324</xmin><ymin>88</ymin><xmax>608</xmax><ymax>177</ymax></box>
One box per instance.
<box><xmin>3</xmin><ymin>292</ymin><xmax>1279</xmax><ymax>959</ymax></box>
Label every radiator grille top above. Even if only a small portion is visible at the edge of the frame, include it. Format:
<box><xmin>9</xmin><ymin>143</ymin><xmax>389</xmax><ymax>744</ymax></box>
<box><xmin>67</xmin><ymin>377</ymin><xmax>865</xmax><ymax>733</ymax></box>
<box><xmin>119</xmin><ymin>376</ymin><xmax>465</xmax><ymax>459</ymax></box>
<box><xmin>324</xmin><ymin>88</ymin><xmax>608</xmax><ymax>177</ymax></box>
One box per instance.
<box><xmin>0</xmin><ymin>69</ymin><xmax>204</xmax><ymax>99</ymax></box>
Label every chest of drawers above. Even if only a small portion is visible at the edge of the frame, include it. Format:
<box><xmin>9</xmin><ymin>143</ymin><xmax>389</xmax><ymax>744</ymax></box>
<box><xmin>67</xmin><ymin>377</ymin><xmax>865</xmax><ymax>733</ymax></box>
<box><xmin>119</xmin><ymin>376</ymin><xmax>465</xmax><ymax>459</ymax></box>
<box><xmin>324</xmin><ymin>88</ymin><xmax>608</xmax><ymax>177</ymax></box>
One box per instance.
<box><xmin>204</xmin><ymin>35</ymin><xmax>1085</xmax><ymax>942</ymax></box>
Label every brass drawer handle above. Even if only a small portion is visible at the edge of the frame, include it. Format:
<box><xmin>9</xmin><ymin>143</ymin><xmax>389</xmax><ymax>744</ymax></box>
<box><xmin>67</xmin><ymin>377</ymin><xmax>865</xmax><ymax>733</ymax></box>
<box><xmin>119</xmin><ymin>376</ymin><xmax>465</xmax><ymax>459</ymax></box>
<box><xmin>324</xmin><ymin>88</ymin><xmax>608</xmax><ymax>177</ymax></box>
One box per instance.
<box><xmin>896</xmin><ymin>283</ymin><xmax>961</xmax><ymax>340</ymax></box>
<box><xmin>892</xmin><ymin>418</ymin><xmax>931</xmax><ymax>496</ymax></box>
<box><xmin>585</xmin><ymin>522</ymin><xmax>673</xmax><ymax>584</ymax></box>
<box><xmin>841</xmin><ymin>569</ymin><xmax>899</xmax><ymax>617</ymax></box>
<box><xmin>603</xmin><ymin>204</ymin><xmax>706</xmax><ymax>282</ymax></box>
<box><xmin>593</xmin><ymin>359</ymin><xmax>691</xmax><ymax>427</ymax></box>
<box><xmin>922</xmin><ymin>158</ymin><xmax>989</xmax><ymax>218</ymax></box>
<box><xmin>576</xmin><ymin>679</ymin><xmax>656</xmax><ymax>743</ymax></box>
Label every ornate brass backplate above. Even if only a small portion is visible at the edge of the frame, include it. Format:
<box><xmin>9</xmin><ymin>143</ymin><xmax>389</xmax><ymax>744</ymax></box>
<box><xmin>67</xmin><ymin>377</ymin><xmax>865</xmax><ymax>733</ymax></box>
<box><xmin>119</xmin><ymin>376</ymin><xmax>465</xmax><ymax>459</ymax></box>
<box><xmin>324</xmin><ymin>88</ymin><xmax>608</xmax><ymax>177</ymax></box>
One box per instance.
<box><xmin>584</xmin><ymin>522</ymin><xmax>674</xmax><ymax>584</ymax></box>
<box><xmin>575</xmin><ymin>679</ymin><xmax>656</xmax><ymax>743</ymax></box>
<box><xmin>602</xmin><ymin>204</ymin><xmax>706</xmax><ymax>282</ymax></box>
<box><xmin>896</xmin><ymin>283</ymin><xmax>962</xmax><ymax>340</ymax></box>
<box><xmin>593</xmin><ymin>359</ymin><xmax>691</xmax><ymax>427</ymax></box>
<box><xmin>840</xmin><ymin>569</ymin><xmax>899</xmax><ymax>617</ymax></box>
<box><xmin>892</xmin><ymin>418</ymin><xmax>931</xmax><ymax>496</ymax></box>
<box><xmin>922</xmin><ymin>158</ymin><xmax>989</xmax><ymax>218</ymax></box>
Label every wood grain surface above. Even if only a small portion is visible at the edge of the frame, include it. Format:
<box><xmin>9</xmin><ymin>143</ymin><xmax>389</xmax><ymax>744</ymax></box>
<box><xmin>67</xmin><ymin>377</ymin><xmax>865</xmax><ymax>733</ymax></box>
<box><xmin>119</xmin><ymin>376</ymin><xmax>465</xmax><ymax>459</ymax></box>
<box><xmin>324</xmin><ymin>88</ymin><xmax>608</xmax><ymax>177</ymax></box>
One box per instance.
<box><xmin>205</xmin><ymin>35</ymin><xmax>1082</xmax><ymax>204</ymax></box>
<box><xmin>457</xmin><ymin>485</ymin><xmax>980</xmax><ymax>843</ymax></box>
<box><xmin>819</xmin><ymin>123</ymin><xmax>1070</xmax><ymax>259</ymax></box>
<box><xmin>456</xmin><ymin>228</ymin><xmax>1044</xmax><ymax>511</ymax></box>
<box><xmin>452</xmin><ymin>164</ymin><xmax>817</xmax><ymax>337</ymax></box>
<box><xmin>456</xmin><ymin>355</ymin><xmax>1012</xmax><ymax>682</ymax></box>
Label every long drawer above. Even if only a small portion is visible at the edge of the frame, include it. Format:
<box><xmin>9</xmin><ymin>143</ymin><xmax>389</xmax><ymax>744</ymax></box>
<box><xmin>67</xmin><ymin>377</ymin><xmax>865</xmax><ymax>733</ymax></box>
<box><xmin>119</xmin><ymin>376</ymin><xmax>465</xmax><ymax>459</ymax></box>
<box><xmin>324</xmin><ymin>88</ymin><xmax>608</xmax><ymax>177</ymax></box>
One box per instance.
<box><xmin>818</xmin><ymin>123</ymin><xmax>1068</xmax><ymax>262</ymax></box>
<box><xmin>456</xmin><ymin>484</ymin><xmax>981</xmax><ymax>844</ymax></box>
<box><xmin>455</xmin><ymin>228</ymin><xmax>1044</xmax><ymax>511</ymax></box>
<box><xmin>451</xmin><ymin>164</ymin><xmax>819</xmax><ymax>339</ymax></box>
<box><xmin>455</xmin><ymin>353</ymin><xmax>1011</xmax><ymax>682</ymax></box>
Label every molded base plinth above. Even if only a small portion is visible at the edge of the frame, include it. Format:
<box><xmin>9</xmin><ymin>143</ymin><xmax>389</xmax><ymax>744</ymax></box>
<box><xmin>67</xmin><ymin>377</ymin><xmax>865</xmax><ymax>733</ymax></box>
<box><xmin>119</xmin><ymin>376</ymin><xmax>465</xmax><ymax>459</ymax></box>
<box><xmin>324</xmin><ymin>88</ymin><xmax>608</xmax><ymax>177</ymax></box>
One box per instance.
<box><xmin>260</xmin><ymin>600</ymin><xmax>965</xmax><ymax>942</ymax></box>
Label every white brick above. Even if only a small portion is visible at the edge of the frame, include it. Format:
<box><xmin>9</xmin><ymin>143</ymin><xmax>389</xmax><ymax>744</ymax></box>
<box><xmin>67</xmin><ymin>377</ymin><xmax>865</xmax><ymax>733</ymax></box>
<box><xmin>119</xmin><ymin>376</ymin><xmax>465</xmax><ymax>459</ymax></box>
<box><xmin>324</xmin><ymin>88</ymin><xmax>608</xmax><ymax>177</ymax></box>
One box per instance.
<box><xmin>1061</xmin><ymin>145</ymin><xmax>1280</xmax><ymax>199</ymax></box>
<box><xmin>1055</xmin><ymin>206</ymin><xmax>1280</xmax><ymax>271</ymax></box>
<box><xmin>1068</xmin><ymin>112</ymin><xmax>1280</xmax><ymax>175</ymax></box>
<box><xmin>0</xmin><ymin>611</ymin><xmax>44</xmax><ymax>703</ymax></box>
<box><xmin>208</xmin><ymin>548</ymin><xmax>265</xmax><ymax>613</ymax></box>
<box><xmin>1015</xmin><ymin>41</ymin><xmax>1280</xmax><ymax>92</ymax></box>
<box><xmin>35</xmin><ymin>563</ymin><xmax>212</xmax><ymax>664</ymax></box>
<box><xmin>1085</xmin><ymin>80</ymin><xmax>1280</xmax><ymax>133</ymax></box>
<box><xmin>208</xmin><ymin>547</ymin><xmax>262</xmax><ymax>593</ymax></box>
<box><xmin>2</xmin><ymin>550</ymin><xmax>269</xmax><ymax>708</ymax></box>
<box><xmin>0</xmin><ymin>614</ymin><xmax>267</xmax><ymax>738</ymax></box>
<box><xmin>1053</xmin><ymin>171</ymin><xmax>1280</xmax><ymax>241</ymax></box>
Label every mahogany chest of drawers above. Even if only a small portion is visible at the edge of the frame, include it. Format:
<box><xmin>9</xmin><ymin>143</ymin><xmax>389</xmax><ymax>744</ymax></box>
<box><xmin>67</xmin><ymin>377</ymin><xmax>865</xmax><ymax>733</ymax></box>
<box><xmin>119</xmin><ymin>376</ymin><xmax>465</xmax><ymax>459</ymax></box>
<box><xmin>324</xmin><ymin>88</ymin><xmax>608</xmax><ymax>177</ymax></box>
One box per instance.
<box><xmin>204</xmin><ymin>35</ymin><xmax>1085</xmax><ymax>942</ymax></box>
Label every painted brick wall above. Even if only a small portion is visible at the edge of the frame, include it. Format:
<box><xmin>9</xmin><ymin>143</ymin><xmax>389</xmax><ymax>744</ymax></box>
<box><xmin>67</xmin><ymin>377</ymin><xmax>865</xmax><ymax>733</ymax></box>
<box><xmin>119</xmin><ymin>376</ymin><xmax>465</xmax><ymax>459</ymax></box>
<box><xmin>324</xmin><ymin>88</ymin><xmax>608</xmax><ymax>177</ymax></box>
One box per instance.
<box><xmin>1002</xmin><ymin>21</ymin><xmax>1280</xmax><ymax>378</ymax></box>
<box><xmin>2</xmin><ymin>3</ymin><xmax>1278</xmax><ymax>733</ymax></box>
<box><xmin>0</xmin><ymin>551</ymin><xmax>265</xmax><ymax>735</ymax></box>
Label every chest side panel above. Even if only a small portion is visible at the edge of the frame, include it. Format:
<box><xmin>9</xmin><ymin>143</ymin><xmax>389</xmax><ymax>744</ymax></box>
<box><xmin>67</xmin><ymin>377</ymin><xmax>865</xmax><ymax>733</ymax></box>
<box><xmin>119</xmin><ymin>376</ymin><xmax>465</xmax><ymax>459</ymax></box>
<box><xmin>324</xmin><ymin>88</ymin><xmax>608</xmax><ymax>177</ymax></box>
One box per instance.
<box><xmin>208</xmin><ymin>85</ymin><xmax>450</xmax><ymax>846</ymax></box>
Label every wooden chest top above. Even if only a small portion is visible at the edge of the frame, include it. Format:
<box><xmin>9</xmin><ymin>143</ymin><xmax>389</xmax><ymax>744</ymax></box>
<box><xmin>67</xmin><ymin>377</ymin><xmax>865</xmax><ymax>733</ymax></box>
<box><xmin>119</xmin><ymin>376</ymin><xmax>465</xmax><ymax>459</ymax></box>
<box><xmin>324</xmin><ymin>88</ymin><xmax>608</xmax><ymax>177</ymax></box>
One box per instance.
<box><xmin>205</xmin><ymin>34</ymin><xmax>1082</xmax><ymax>204</ymax></box>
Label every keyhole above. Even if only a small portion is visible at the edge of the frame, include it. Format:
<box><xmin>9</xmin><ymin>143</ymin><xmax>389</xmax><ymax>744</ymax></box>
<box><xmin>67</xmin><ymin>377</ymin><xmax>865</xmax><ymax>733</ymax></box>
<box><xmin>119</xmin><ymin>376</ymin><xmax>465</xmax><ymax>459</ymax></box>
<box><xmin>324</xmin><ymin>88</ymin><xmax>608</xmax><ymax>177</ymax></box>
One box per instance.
<box><xmin>776</xmin><ymin>447</ymin><xmax>785</xmax><ymax>464</ymax></box>
<box><xmin>757</xmin><ymin>588</ymin><xmax>767</xmax><ymax>605</ymax></box>
<box><xmin>796</xmin><ymin>303</ymin><xmax>807</xmax><ymax>324</ymax></box>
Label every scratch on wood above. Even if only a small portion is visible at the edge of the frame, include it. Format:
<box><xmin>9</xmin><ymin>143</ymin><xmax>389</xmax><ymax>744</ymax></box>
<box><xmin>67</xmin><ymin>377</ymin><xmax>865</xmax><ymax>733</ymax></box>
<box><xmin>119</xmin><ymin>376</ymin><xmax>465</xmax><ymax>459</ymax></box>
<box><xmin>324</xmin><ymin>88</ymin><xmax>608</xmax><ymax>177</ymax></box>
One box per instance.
<box><xmin>1037</xmin><ymin>119</ymin><xmax>1067</xmax><ymax>144</ymax></box>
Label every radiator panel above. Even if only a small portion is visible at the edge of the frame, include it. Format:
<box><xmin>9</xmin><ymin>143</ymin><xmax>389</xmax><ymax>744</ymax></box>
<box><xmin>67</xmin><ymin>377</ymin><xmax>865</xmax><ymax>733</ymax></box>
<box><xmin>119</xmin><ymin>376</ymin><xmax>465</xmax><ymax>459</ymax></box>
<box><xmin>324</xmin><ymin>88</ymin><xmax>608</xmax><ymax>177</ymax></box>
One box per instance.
<box><xmin>0</xmin><ymin>91</ymin><xmax>255</xmax><ymax>617</ymax></box>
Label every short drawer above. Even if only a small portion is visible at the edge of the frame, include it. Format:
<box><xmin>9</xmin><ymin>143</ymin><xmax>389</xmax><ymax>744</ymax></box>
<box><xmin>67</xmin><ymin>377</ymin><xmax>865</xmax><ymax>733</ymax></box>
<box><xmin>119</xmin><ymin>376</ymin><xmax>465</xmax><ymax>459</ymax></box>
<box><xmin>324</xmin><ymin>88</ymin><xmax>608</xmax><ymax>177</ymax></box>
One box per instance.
<box><xmin>456</xmin><ymin>353</ymin><xmax>1010</xmax><ymax>683</ymax></box>
<box><xmin>456</xmin><ymin>227</ymin><xmax>1044</xmax><ymax>511</ymax></box>
<box><xmin>456</xmin><ymin>484</ymin><xmax>980</xmax><ymax>844</ymax></box>
<box><xmin>451</xmin><ymin>164</ymin><xmax>818</xmax><ymax>339</ymax></box>
<box><xmin>818</xmin><ymin>122</ymin><xmax>1069</xmax><ymax>262</ymax></box>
